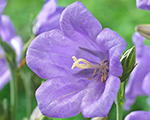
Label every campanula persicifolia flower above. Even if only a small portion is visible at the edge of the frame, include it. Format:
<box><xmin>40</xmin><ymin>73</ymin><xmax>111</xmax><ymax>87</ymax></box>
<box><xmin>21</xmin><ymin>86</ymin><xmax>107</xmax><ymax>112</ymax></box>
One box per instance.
<box><xmin>0</xmin><ymin>0</ymin><xmax>23</xmax><ymax>90</ymax></box>
<box><xmin>26</xmin><ymin>1</ymin><xmax>127</xmax><ymax>118</ymax></box>
<box><xmin>124</xmin><ymin>111</ymin><xmax>150</xmax><ymax>120</ymax></box>
<box><xmin>124</xmin><ymin>32</ymin><xmax>150</xmax><ymax>110</ymax></box>
<box><xmin>33</xmin><ymin>0</ymin><xmax>65</xmax><ymax>36</ymax></box>
<box><xmin>136</xmin><ymin>0</ymin><xmax>150</xmax><ymax>10</ymax></box>
<box><xmin>142</xmin><ymin>72</ymin><xmax>150</xmax><ymax>96</ymax></box>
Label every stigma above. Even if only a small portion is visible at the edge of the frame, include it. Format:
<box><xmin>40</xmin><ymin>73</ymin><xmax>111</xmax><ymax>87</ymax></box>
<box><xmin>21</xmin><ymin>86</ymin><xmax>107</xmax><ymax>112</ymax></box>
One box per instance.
<box><xmin>71</xmin><ymin>56</ymin><xmax>109</xmax><ymax>82</ymax></box>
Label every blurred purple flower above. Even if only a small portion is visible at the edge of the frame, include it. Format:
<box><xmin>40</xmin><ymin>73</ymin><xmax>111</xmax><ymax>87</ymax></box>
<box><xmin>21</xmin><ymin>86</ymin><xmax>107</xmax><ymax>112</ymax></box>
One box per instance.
<box><xmin>0</xmin><ymin>0</ymin><xmax>23</xmax><ymax>90</ymax></box>
<box><xmin>142</xmin><ymin>72</ymin><xmax>150</xmax><ymax>96</ymax></box>
<box><xmin>27</xmin><ymin>1</ymin><xmax>127</xmax><ymax>118</ymax></box>
<box><xmin>136</xmin><ymin>0</ymin><xmax>150</xmax><ymax>10</ymax></box>
<box><xmin>124</xmin><ymin>32</ymin><xmax>150</xmax><ymax>110</ymax></box>
<box><xmin>0</xmin><ymin>0</ymin><xmax>7</xmax><ymax>20</ymax></box>
<box><xmin>33</xmin><ymin>0</ymin><xmax>65</xmax><ymax>35</ymax></box>
<box><xmin>124</xmin><ymin>111</ymin><xmax>150</xmax><ymax>120</ymax></box>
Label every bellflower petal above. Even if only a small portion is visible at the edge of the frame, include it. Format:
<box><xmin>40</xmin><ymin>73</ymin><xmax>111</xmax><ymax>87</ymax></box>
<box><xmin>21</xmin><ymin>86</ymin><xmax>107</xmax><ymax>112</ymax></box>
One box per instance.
<box><xmin>96</xmin><ymin>28</ymin><xmax>127</xmax><ymax>77</ymax></box>
<box><xmin>34</xmin><ymin>0</ymin><xmax>65</xmax><ymax>35</ymax></box>
<box><xmin>81</xmin><ymin>75</ymin><xmax>120</xmax><ymax>118</ymax></box>
<box><xmin>132</xmin><ymin>32</ymin><xmax>145</xmax><ymax>57</ymax></box>
<box><xmin>125</xmin><ymin>32</ymin><xmax>150</xmax><ymax>110</ymax></box>
<box><xmin>0</xmin><ymin>0</ymin><xmax>7</xmax><ymax>18</ymax></box>
<box><xmin>0</xmin><ymin>69</ymin><xmax>10</xmax><ymax>90</ymax></box>
<box><xmin>124</xmin><ymin>111</ymin><xmax>150</xmax><ymax>120</ymax></box>
<box><xmin>142</xmin><ymin>72</ymin><xmax>150</xmax><ymax>96</ymax></box>
<box><xmin>0</xmin><ymin>46</ymin><xmax>11</xmax><ymax>91</ymax></box>
<box><xmin>27</xmin><ymin>1</ymin><xmax>127</xmax><ymax>118</ymax></box>
<box><xmin>60</xmin><ymin>1</ymin><xmax>102</xmax><ymax>41</ymax></box>
<box><xmin>10</xmin><ymin>36</ymin><xmax>23</xmax><ymax>62</ymax></box>
<box><xmin>136</xmin><ymin>0</ymin><xmax>150</xmax><ymax>10</ymax></box>
<box><xmin>0</xmin><ymin>5</ymin><xmax>23</xmax><ymax>90</ymax></box>
<box><xmin>27</xmin><ymin>29</ymin><xmax>102</xmax><ymax>79</ymax></box>
<box><xmin>36</xmin><ymin>78</ymin><xmax>90</xmax><ymax>118</ymax></box>
<box><xmin>0</xmin><ymin>15</ymin><xmax>16</xmax><ymax>41</ymax></box>
<box><xmin>0</xmin><ymin>48</ymin><xmax>11</xmax><ymax>91</ymax></box>
<box><xmin>124</xmin><ymin>98</ymin><xmax>135</xmax><ymax>111</ymax></box>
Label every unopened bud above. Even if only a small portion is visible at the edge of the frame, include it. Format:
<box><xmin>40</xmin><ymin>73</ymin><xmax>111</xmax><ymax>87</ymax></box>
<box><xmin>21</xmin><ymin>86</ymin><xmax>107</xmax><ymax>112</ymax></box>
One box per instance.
<box><xmin>119</xmin><ymin>46</ymin><xmax>137</xmax><ymax>82</ymax></box>
<box><xmin>135</xmin><ymin>24</ymin><xmax>150</xmax><ymax>40</ymax></box>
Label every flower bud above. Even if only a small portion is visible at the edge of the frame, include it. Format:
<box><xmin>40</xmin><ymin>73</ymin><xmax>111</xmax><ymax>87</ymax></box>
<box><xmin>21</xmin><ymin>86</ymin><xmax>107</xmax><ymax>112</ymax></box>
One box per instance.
<box><xmin>119</xmin><ymin>46</ymin><xmax>137</xmax><ymax>82</ymax></box>
<box><xmin>135</xmin><ymin>24</ymin><xmax>150</xmax><ymax>40</ymax></box>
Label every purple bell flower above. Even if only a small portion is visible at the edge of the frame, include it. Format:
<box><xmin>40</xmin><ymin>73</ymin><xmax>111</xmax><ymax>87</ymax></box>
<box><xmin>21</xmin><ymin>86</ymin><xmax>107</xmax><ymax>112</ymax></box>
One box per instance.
<box><xmin>33</xmin><ymin>0</ymin><xmax>65</xmax><ymax>35</ymax></box>
<box><xmin>136</xmin><ymin>0</ymin><xmax>150</xmax><ymax>10</ymax></box>
<box><xmin>124</xmin><ymin>32</ymin><xmax>150</xmax><ymax>110</ymax></box>
<box><xmin>0</xmin><ymin>0</ymin><xmax>7</xmax><ymax>20</ymax></box>
<box><xmin>142</xmin><ymin>72</ymin><xmax>150</xmax><ymax>96</ymax></box>
<box><xmin>124</xmin><ymin>111</ymin><xmax>150</xmax><ymax>120</ymax></box>
<box><xmin>27</xmin><ymin>1</ymin><xmax>127</xmax><ymax>118</ymax></box>
<box><xmin>0</xmin><ymin>0</ymin><xmax>23</xmax><ymax>90</ymax></box>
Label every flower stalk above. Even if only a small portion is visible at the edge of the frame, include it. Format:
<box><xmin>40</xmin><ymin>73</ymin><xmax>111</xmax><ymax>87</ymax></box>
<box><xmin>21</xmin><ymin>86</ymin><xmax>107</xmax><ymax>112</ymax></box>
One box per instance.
<box><xmin>115</xmin><ymin>82</ymin><xmax>125</xmax><ymax>120</ymax></box>
<box><xmin>9</xmin><ymin>68</ymin><xmax>18</xmax><ymax>120</ymax></box>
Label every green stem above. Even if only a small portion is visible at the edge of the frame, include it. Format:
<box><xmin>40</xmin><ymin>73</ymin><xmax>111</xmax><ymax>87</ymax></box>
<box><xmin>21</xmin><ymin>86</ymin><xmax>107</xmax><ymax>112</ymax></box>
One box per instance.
<box><xmin>22</xmin><ymin>76</ymin><xmax>31</xmax><ymax>118</ymax></box>
<box><xmin>115</xmin><ymin>82</ymin><xmax>125</xmax><ymax>120</ymax></box>
<box><xmin>116</xmin><ymin>91</ymin><xmax>122</xmax><ymax>120</ymax></box>
<box><xmin>19</xmin><ymin>69</ymin><xmax>32</xmax><ymax>118</ymax></box>
<box><xmin>10</xmin><ymin>68</ymin><xmax>17</xmax><ymax>120</ymax></box>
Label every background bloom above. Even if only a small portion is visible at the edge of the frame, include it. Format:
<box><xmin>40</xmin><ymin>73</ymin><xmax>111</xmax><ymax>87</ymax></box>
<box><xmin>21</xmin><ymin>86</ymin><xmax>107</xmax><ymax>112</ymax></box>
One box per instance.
<box><xmin>33</xmin><ymin>0</ymin><xmax>65</xmax><ymax>35</ymax></box>
<box><xmin>142</xmin><ymin>72</ymin><xmax>150</xmax><ymax>96</ymax></box>
<box><xmin>136</xmin><ymin>0</ymin><xmax>150</xmax><ymax>10</ymax></box>
<box><xmin>124</xmin><ymin>32</ymin><xmax>150</xmax><ymax>110</ymax></box>
<box><xmin>0</xmin><ymin>0</ymin><xmax>7</xmax><ymax>21</ymax></box>
<box><xmin>27</xmin><ymin>1</ymin><xmax>127</xmax><ymax>118</ymax></box>
<box><xmin>124</xmin><ymin>111</ymin><xmax>150</xmax><ymax>120</ymax></box>
<box><xmin>0</xmin><ymin>0</ymin><xmax>23</xmax><ymax>90</ymax></box>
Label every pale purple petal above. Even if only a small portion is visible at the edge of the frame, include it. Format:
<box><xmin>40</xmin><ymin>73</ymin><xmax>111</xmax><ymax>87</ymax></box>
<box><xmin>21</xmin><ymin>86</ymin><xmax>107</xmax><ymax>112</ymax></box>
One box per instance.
<box><xmin>26</xmin><ymin>30</ymin><xmax>101</xmax><ymax>79</ymax></box>
<box><xmin>124</xmin><ymin>98</ymin><xmax>135</xmax><ymax>111</ymax></box>
<box><xmin>136</xmin><ymin>0</ymin><xmax>150</xmax><ymax>10</ymax></box>
<box><xmin>0</xmin><ymin>69</ymin><xmax>11</xmax><ymax>90</ymax></box>
<box><xmin>36</xmin><ymin>78</ymin><xmax>90</xmax><ymax>118</ymax></box>
<box><xmin>10</xmin><ymin>36</ymin><xmax>23</xmax><ymax>62</ymax></box>
<box><xmin>132</xmin><ymin>32</ymin><xmax>145</xmax><ymax>57</ymax></box>
<box><xmin>0</xmin><ymin>52</ymin><xmax>11</xmax><ymax>91</ymax></box>
<box><xmin>125</xmin><ymin>58</ymin><xmax>150</xmax><ymax>99</ymax></box>
<box><xmin>142</xmin><ymin>72</ymin><xmax>150</xmax><ymax>96</ymax></box>
<box><xmin>0</xmin><ymin>57</ymin><xmax>8</xmax><ymax>76</ymax></box>
<box><xmin>27</xmin><ymin>30</ymin><xmax>76</xmax><ymax>79</ymax></box>
<box><xmin>0</xmin><ymin>15</ymin><xmax>16</xmax><ymax>41</ymax></box>
<box><xmin>124</xmin><ymin>111</ymin><xmax>150</xmax><ymax>120</ymax></box>
<box><xmin>96</xmin><ymin>28</ymin><xmax>127</xmax><ymax>77</ymax></box>
<box><xmin>125</xmin><ymin>33</ymin><xmax>150</xmax><ymax>110</ymax></box>
<box><xmin>60</xmin><ymin>1</ymin><xmax>102</xmax><ymax>41</ymax></box>
<box><xmin>81</xmin><ymin>75</ymin><xmax>120</xmax><ymax>117</ymax></box>
<box><xmin>0</xmin><ymin>0</ymin><xmax>7</xmax><ymax>17</ymax></box>
<box><xmin>35</xmin><ymin>0</ymin><xmax>64</xmax><ymax>35</ymax></box>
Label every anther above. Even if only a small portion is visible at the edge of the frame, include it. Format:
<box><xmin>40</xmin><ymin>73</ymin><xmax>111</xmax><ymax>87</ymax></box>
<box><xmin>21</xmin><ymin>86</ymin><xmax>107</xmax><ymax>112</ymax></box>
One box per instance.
<box><xmin>71</xmin><ymin>56</ymin><xmax>109</xmax><ymax>82</ymax></box>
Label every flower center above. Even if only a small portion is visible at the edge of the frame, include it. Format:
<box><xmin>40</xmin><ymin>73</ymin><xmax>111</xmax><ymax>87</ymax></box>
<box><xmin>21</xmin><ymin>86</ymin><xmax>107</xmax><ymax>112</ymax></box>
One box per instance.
<box><xmin>71</xmin><ymin>56</ymin><xmax>109</xmax><ymax>82</ymax></box>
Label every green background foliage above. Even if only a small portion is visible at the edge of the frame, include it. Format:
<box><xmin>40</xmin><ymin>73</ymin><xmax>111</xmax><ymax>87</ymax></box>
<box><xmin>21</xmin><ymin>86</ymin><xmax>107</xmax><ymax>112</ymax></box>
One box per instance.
<box><xmin>1</xmin><ymin>0</ymin><xmax>150</xmax><ymax>120</ymax></box>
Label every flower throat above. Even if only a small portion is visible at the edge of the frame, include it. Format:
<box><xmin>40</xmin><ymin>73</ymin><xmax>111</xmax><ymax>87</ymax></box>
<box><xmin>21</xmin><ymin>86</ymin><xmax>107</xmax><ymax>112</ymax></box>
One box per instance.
<box><xmin>71</xmin><ymin>56</ymin><xmax>109</xmax><ymax>82</ymax></box>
